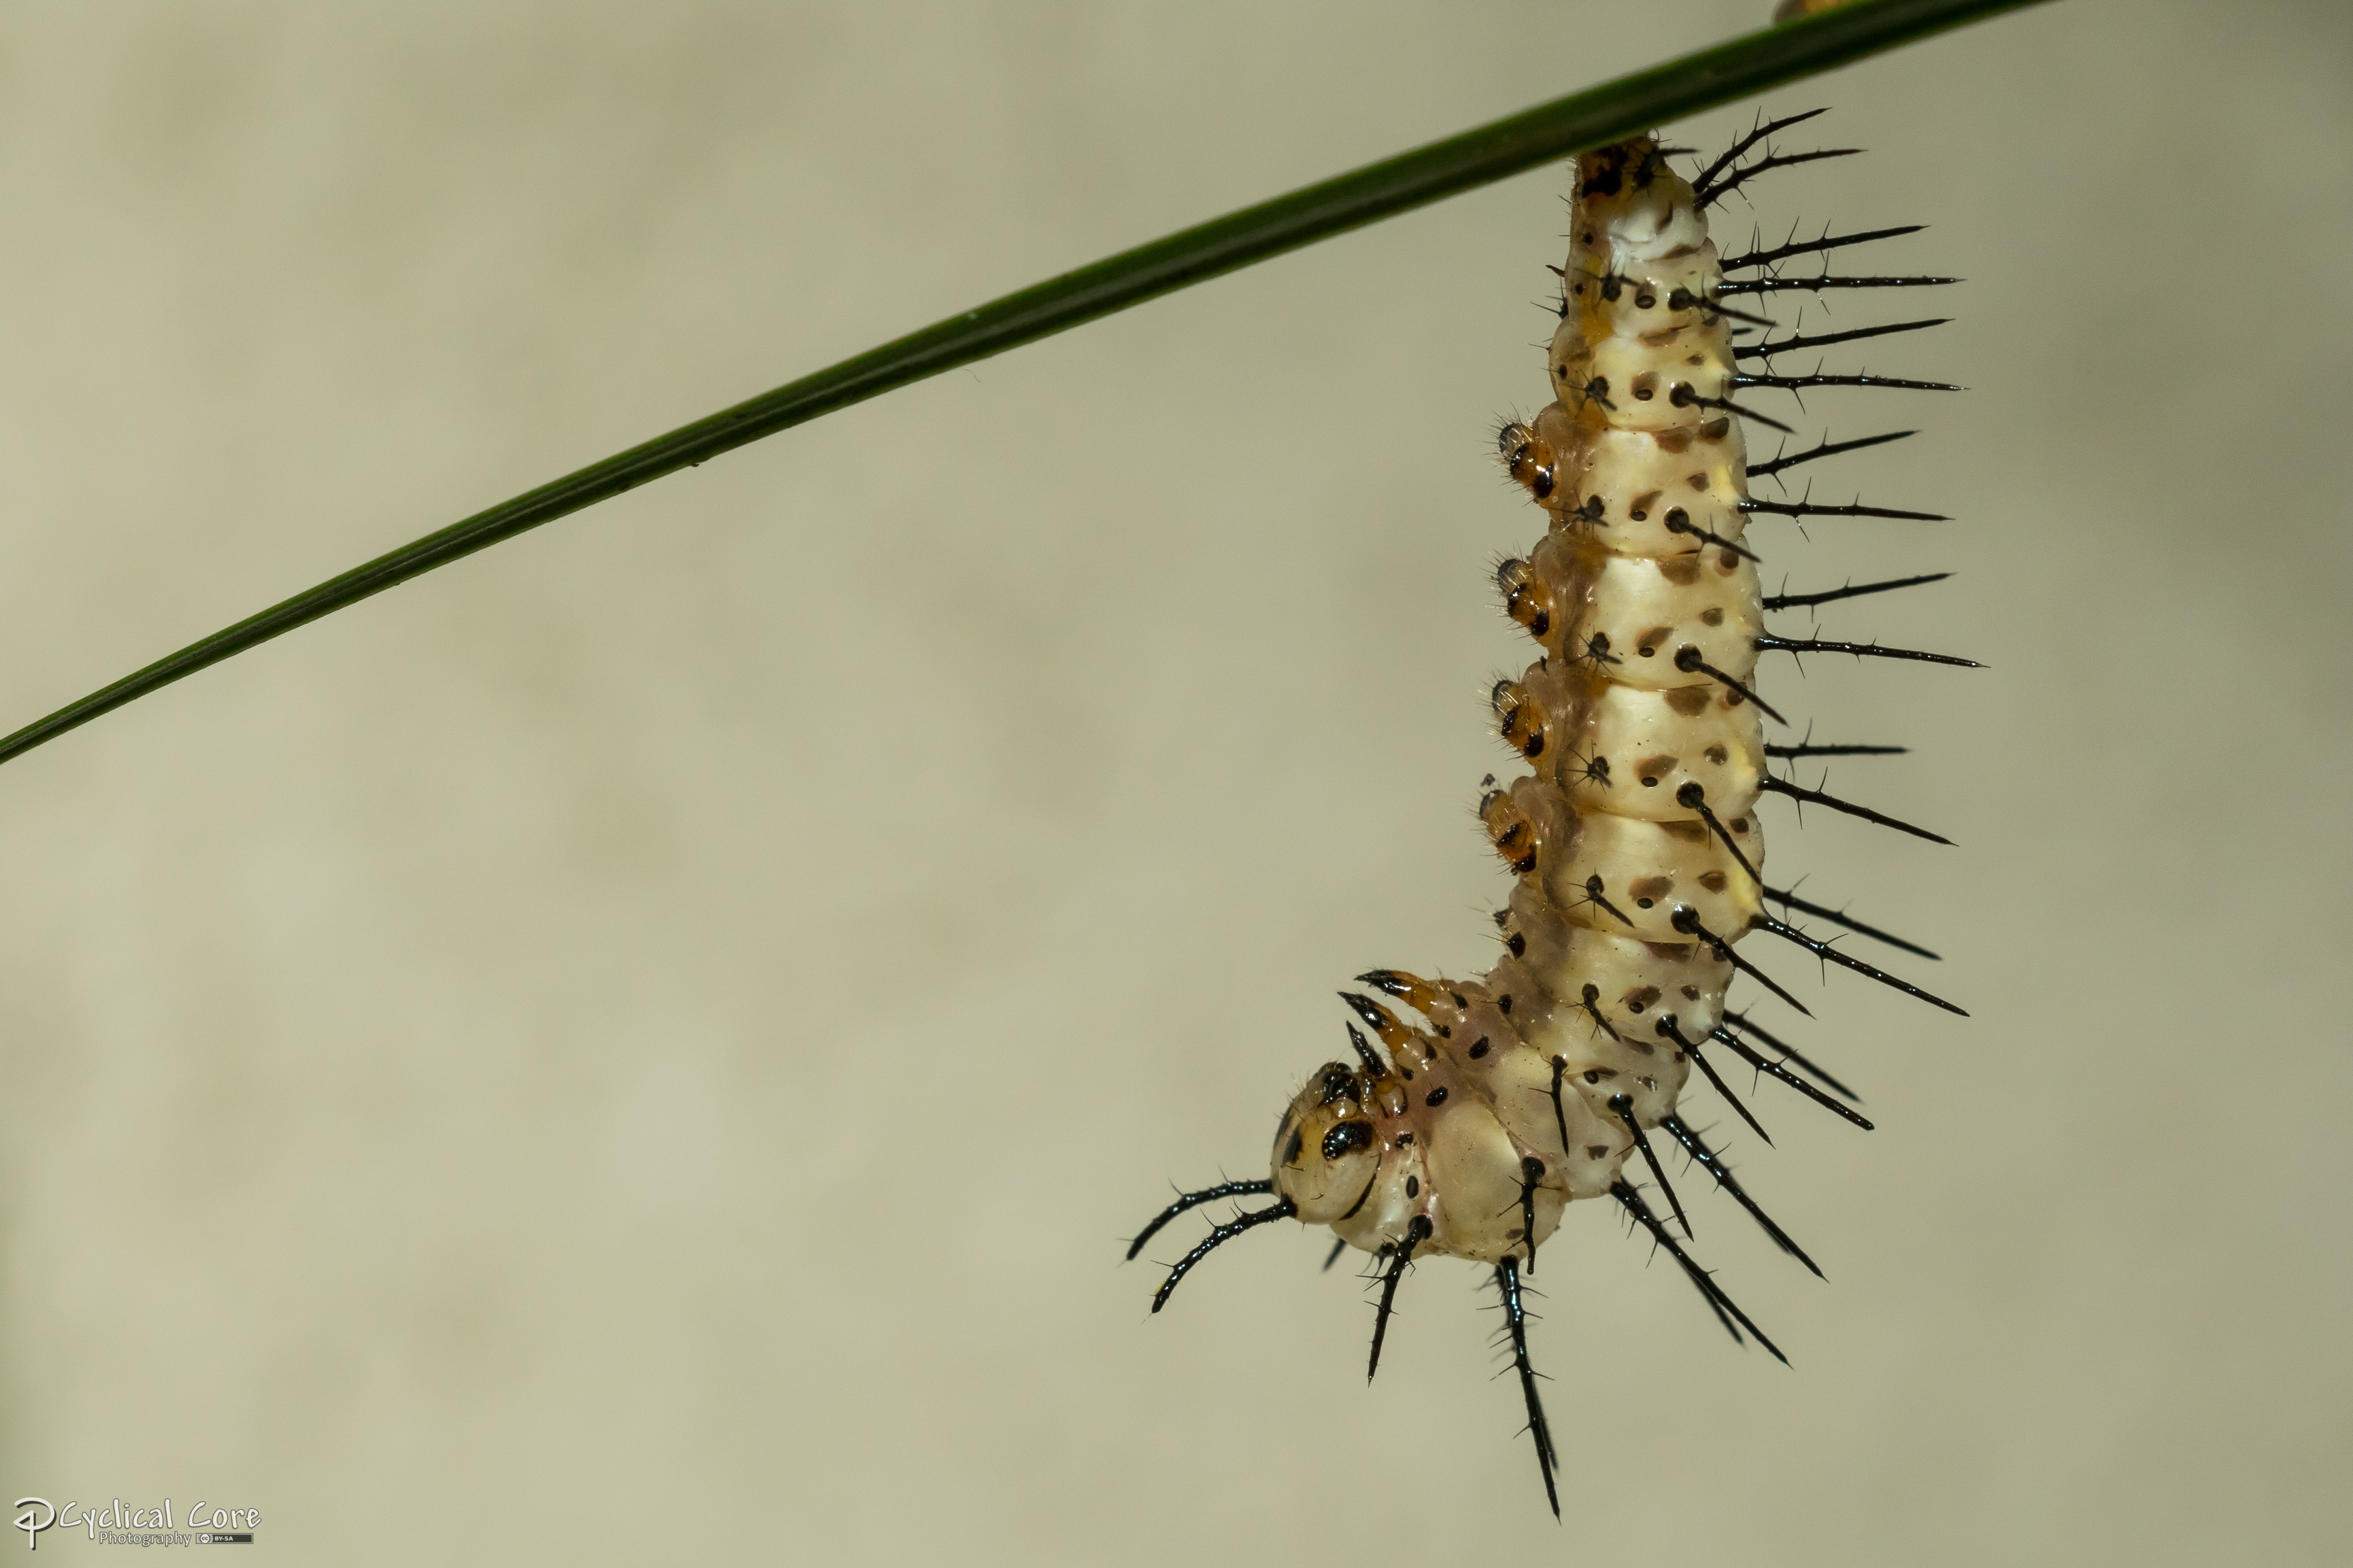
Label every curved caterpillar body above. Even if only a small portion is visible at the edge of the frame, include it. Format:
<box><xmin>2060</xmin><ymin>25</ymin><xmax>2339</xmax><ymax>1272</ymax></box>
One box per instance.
<box><xmin>1131</xmin><ymin>119</ymin><xmax>1971</xmax><ymax>1514</ymax></box>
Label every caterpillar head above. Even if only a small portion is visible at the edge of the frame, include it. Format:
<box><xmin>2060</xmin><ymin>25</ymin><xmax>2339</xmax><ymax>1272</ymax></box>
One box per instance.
<box><xmin>1269</xmin><ymin>1063</ymin><xmax>1382</xmax><ymax>1223</ymax></box>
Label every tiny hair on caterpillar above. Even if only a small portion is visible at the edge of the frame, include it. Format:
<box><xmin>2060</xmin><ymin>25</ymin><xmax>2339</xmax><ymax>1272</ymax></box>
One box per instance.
<box><xmin>1126</xmin><ymin>113</ymin><xmax>1973</xmax><ymax>1516</ymax></box>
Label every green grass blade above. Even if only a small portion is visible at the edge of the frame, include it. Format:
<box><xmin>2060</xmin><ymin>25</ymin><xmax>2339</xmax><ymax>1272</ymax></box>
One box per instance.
<box><xmin>0</xmin><ymin>0</ymin><xmax>2049</xmax><ymax>768</ymax></box>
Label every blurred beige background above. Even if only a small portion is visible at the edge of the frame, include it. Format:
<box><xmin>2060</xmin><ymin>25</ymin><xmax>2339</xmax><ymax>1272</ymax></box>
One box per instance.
<box><xmin>1</xmin><ymin>1</ymin><xmax>2346</xmax><ymax>1562</ymax></box>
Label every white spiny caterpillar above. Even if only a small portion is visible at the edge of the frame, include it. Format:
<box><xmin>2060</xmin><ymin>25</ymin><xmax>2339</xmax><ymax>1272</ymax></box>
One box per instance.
<box><xmin>1128</xmin><ymin>115</ymin><xmax>1974</xmax><ymax>1515</ymax></box>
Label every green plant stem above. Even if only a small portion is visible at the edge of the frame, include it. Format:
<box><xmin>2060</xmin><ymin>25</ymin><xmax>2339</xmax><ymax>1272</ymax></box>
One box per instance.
<box><xmin>0</xmin><ymin>0</ymin><xmax>2049</xmax><ymax>768</ymax></box>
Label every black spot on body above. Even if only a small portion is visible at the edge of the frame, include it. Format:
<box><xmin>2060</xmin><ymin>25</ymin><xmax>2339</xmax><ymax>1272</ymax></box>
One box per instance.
<box><xmin>1425</xmin><ymin>1086</ymin><xmax>1449</xmax><ymax>1108</ymax></box>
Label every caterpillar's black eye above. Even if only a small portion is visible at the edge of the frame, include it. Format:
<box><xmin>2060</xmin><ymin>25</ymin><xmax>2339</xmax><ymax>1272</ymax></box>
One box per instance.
<box><xmin>1322</xmin><ymin>1121</ymin><xmax>1375</xmax><ymax>1161</ymax></box>
<box><xmin>1318</xmin><ymin>1063</ymin><xmax>1355</xmax><ymax>1104</ymax></box>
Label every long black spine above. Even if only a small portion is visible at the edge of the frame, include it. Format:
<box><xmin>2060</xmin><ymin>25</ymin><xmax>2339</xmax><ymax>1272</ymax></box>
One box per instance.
<box><xmin>1724</xmin><ymin>1010</ymin><xmax>1861</xmax><ymax>1104</ymax></box>
<box><xmin>1367</xmin><ymin>1215</ymin><xmax>1432</xmax><ymax>1382</ymax></box>
<box><xmin>1760</xmin><ymin>774</ymin><xmax>1954</xmax><ymax>845</ymax></box>
<box><xmin>1494</xmin><ymin>1258</ymin><xmax>1561</xmax><ymax>1520</ymax></box>
<box><xmin>1711</xmin><ymin>1025</ymin><xmax>1876</xmax><ymax>1130</ymax></box>
<box><xmin>1750</xmin><ymin>430</ymin><xmax>1917</xmax><ymax>480</ymax></box>
<box><xmin>1657</xmin><ymin>1113</ymin><xmax>1821</xmax><ymax>1278</ymax></box>
<box><xmin>1763</xmin><ymin>884</ymin><xmax>1942</xmax><ymax>961</ymax></box>
<box><xmin>1125</xmin><ymin>1178</ymin><xmax>1274</xmax><ymax>1262</ymax></box>
<box><xmin>1735</xmin><ymin>317</ymin><xmax>1950</xmax><ymax>362</ymax></box>
<box><xmin>1149</xmin><ymin>1198</ymin><xmax>1294</xmax><ymax>1313</ymax></box>
<box><xmin>1752</xmin><ymin>913</ymin><xmax>1968</xmax><ymax>1016</ymax></box>
<box><xmin>1612</xmin><ymin>1180</ymin><xmax>1787</xmax><ymax>1364</ymax></box>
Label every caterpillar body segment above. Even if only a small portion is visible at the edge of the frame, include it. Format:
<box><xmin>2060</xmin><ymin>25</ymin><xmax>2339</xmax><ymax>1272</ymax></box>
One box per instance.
<box><xmin>1503</xmin><ymin>534</ymin><xmax>1766</xmax><ymax>689</ymax></box>
<box><xmin>1131</xmin><ymin>121</ymin><xmax>1967</xmax><ymax>1515</ymax></box>
<box><xmin>1498</xmin><ymin>663</ymin><xmax>1766</xmax><ymax>822</ymax></box>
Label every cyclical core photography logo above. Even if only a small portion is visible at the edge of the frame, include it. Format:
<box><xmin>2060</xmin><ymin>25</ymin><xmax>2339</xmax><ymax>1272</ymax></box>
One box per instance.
<box><xmin>13</xmin><ymin>1498</ymin><xmax>259</xmax><ymax>1550</ymax></box>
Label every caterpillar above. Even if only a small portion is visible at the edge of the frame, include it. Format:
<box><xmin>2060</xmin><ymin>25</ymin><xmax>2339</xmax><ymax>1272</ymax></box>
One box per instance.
<box><xmin>1127</xmin><ymin>114</ymin><xmax>1973</xmax><ymax>1515</ymax></box>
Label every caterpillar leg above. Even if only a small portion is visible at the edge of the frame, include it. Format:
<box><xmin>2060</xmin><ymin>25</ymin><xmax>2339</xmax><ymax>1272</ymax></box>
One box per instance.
<box><xmin>1491</xmin><ymin>1257</ymin><xmax>1559</xmax><ymax>1519</ymax></box>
